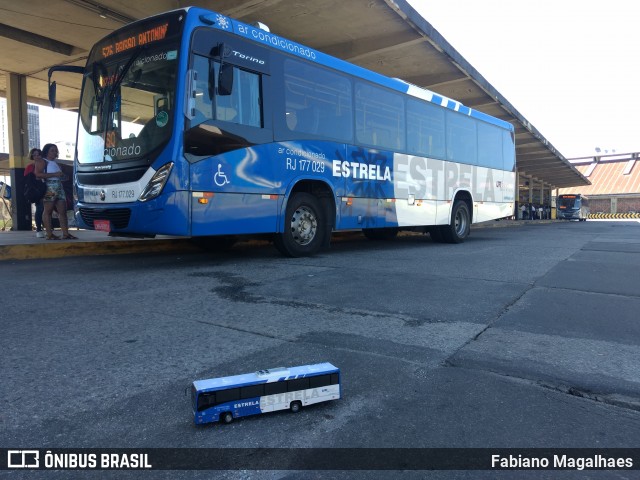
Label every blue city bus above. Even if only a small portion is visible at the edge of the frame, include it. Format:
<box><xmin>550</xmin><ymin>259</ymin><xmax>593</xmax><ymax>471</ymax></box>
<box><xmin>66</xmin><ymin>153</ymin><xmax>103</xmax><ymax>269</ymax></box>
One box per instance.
<box><xmin>557</xmin><ymin>194</ymin><xmax>590</xmax><ymax>221</ymax></box>
<box><xmin>49</xmin><ymin>7</ymin><xmax>516</xmax><ymax>256</ymax></box>
<box><xmin>191</xmin><ymin>363</ymin><xmax>341</xmax><ymax>425</ymax></box>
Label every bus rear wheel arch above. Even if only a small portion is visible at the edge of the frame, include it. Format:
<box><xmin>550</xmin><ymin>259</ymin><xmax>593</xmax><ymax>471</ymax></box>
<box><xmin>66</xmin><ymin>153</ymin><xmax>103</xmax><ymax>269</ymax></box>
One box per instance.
<box><xmin>290</xmin><ymin>401</ymin><xmax>302</xmax><ymax>413</ymax></box>
<box><xmin>220</xmin><ymin>411</ymin><xmax>233</xmax><ymax>424</ymax></box>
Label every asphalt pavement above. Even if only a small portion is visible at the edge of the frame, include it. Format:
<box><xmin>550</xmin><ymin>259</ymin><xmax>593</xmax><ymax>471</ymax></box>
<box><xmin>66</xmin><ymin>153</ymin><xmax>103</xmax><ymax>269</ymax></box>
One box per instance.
<box><xmin>1</xmin><ymin>218</ymin><xmax>639</xmax><ymax>479</ymax></box>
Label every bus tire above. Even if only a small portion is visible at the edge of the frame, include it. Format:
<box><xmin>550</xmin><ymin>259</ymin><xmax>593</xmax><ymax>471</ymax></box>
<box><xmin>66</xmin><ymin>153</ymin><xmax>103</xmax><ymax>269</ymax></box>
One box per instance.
<box><xmin>290</xmin><ymin>401</ymin><xmax>302</xmax><ymax>413</ymax></box>
<box><xmin>220</xmin><ymin>412</ymin><xmax>233</xmax><ymax>424</ymax></box>
<box><xmin>274</xmin><ymin>193</ymin><xmax>324</xmax><ymax>257</ymax></box>
<box><xmin>440</xmin><ymin>200</ymin><xmax>470</xmax><ymax>243</ymax></box>
<box><xmin>362</xmin><ymin>227</ymin><xmax>398</xmax><ymax>240</ymax></box>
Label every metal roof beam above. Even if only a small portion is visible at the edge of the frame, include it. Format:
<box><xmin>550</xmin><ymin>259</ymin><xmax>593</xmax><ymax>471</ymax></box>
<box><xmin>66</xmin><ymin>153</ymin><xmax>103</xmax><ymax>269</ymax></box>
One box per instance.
<box><xmin>0</xmin><ymin>24</ymin><xmax>83</xmax><ymax>56</ymax></box>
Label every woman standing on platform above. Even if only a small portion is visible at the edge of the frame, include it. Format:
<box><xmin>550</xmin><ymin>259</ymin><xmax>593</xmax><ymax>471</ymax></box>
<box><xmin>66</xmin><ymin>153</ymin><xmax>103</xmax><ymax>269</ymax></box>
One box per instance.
<box><xmin>35</xmin><ymin>143</ymin><xmax>77</xmax><ymax>240</ymax></box>
<box><xmin>24</xmin><ymin>147</ymin><xmax>45</xmax><ymax>237</ymax></box>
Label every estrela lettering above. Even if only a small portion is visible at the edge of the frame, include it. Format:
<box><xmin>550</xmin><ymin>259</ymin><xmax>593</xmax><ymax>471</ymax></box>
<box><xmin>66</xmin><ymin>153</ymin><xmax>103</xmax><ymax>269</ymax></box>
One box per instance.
<box><xmin>332</xmin><ymin>160</ymin><xmax>391</xmax><ymax>181</ymax></box>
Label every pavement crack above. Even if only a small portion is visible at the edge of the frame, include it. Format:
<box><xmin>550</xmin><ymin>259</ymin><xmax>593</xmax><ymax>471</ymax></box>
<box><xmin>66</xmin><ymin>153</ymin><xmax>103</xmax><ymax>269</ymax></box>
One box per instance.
<box><xmin>444</xmin><ymin>363</ymin><xmax>640</xmax><ymax>413</ymax></box>
<box><xmin>443</xmin><ymin>283</ymin><xmax>536</xmax><ymax>363</ymax></box>
<box><xmin>195</xmin><ymin>320</ymin><xmax>284</xmax><ymax>342</ymax></box>
<box><xmin>540</xmin><ymin>382</ymin><xmax>640</xmax><ymax>412</ymax></box>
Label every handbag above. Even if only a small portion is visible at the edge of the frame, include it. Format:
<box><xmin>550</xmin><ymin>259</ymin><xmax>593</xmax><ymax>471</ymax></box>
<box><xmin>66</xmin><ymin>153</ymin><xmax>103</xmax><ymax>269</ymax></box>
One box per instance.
<box><xmin>24</xmin><ymin>163</ymin><xmax>47</xmax><ymax>203</ymax></box>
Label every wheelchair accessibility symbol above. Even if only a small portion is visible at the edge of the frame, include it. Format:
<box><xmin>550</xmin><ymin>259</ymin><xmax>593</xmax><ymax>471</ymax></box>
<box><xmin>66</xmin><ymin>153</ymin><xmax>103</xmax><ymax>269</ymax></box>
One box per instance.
<box><xmin>214</xmin><ymin>163</ymin><xmax>230</xmax><ymax>186</ymax></box>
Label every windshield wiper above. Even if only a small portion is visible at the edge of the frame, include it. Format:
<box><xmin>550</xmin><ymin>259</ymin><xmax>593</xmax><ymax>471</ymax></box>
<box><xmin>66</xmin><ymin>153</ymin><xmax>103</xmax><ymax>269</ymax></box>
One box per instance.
<box><xmin>102</xmin><ymin>47</ymin><xmax>145</xmax><ymax>139</ymax></box>
<box><xmin>110</xmin><ymin>46</ymin><xmax>144</xmax><ymax>97</ymax></box>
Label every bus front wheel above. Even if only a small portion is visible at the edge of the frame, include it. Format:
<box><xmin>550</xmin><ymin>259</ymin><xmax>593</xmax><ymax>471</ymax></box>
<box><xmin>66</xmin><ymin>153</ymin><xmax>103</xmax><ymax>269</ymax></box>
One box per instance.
<box><xmin>220</xmin><ymin>412</ymin><xmax>233</xmax><ymax>424</ymax></box>
<box><xmin>290</xmin><ymin>401</ymin><xmax>302</xmax><ymax>413</ymax></box>
<box><xmin>440</xmin><ymin>200</ymin><xmax>470</xmax><ymax>243</ymax></box>
<box><xmin>274</xmin><ymin>193</ymin><xmax>325</xmax><ymax>257</ymax></box>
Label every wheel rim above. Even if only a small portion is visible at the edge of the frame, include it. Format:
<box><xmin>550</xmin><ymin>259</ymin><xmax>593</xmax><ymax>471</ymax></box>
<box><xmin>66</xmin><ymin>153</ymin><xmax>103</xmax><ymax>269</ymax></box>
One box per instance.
<box><xmin>290</xmin><ymin>206</ymin><xmax>317</xmax><ymax>246</ymax></box>
<box><xmin>454</xmin><ymin>207</ymin><xmax>468</xmax><ymax>236</ymax></box>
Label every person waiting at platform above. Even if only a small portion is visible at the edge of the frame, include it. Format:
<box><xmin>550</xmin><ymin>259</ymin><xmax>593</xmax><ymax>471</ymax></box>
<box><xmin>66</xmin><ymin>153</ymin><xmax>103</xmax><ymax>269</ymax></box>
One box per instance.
<box><xmin>35</xmin><ymin>143</ymin><xmax>77</xmax><ymax>240</ymax></box>
<box><xmin>24</xmin><ymin>148</ymin><xmax>45</xmax><ymax>237</ymax></box>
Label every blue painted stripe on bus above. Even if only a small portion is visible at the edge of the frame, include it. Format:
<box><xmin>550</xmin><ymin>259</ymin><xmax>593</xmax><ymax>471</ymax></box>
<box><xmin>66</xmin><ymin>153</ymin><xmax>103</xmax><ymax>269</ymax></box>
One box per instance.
<box><xmin>431</xmin><ymin>94</ymin><xmax>443</xmax><ymax>106</ymax></box>
<box><xmin>447</xmin><ymin>100</ymin><xmax>457</xmax><ymax>110</ymax></box>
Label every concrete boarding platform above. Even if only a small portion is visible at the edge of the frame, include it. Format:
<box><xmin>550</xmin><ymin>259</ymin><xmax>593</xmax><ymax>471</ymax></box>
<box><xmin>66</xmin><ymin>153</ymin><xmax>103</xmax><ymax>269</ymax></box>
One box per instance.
<box><xmin>0</xmin><ymin>229</ymin><xmax>200</xmax><ymax>261</ymax></box>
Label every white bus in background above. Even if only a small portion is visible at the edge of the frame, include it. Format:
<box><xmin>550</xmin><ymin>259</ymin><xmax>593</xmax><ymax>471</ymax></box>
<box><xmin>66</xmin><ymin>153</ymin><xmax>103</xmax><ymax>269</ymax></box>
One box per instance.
<box><xmin>557</xmin><ymin>194</ymin><xmax>590</xmax><ymax>221</ymax></box>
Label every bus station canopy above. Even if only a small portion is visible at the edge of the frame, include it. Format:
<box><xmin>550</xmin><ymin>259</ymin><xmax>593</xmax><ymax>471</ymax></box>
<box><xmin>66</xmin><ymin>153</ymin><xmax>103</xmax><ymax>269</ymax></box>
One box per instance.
<box><xmin>0</xmin><ymin>0</ymin><xmax>589</xmax><ymax>189</ymax></box>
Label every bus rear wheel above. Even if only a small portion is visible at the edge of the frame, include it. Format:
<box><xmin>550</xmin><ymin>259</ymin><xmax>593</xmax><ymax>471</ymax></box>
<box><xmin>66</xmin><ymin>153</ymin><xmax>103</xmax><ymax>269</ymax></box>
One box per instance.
<box><xmin>440</xmin><ymin>200</ymin><xmax>470</xmax><ymax>243</ymax></box>
<box><xmin>274</xmin><ymin>193</ymin><xmax>324</xmax><ymax>257</ymax></box>
<box><xmin>290</xmin><ymin>401</ymin><xmax>302</xmax><ymax>413</ymax></box>
<box><xmin>220</xmin><ymin>412</ymin><xmax>233</xmax><ymax>424</ymax></box>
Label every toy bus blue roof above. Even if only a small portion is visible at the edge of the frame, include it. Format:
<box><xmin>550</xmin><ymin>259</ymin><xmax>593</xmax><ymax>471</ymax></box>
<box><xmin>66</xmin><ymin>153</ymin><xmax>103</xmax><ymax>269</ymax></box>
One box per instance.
<box><xmin>189</xmin><ymin>7</ymin><xmax>513</xmax><ymax>132</ymax></box>
<box><xmin>193</xmin><ymin>362</ymin><xmax>340</xmax><ymax>393</ymax></box>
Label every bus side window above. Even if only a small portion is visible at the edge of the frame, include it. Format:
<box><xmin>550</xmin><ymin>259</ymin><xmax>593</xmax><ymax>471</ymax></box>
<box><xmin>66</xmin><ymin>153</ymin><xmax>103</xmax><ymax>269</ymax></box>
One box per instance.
<box><xmin>407</xmin><ymin>98</ymin><xmax>445</xmax><ymax>159</ymax></box>
<box><xmin>330</xmin><ymin>374</ymin><xmax>340</xmax><ymax>385</ymax></box>
<box><xmin>355</xmin><ymin>82</ymin><xmax>405</xmax><ymax>151</ymax></box>
<box><xmin>287</xmin><ymin>378</ymin><xmax>310</xmax><ymax>392</ymax></box>
<box><xmin>264</xmin><ymin>382</ymin><xmax>287</xmax><ymax>395</ymax></box>
<box><xmin>309</xmin><ymin>374</ymin><xmax>331</xmax><ymax>388</ymax></box>
<box><xmin>477</xmin><ymin>122</ymin><xmax>503</xmax><ymax>169</ymax></box>
<box><xmin>446</xmin><ymin>110</ymin><xmax>477</xmax><ymax>165</ymax></box>
<box><xmin>295</xmin><ymin>106</ymin><xmax>320</xmax><ymax>134</ymax></box>
<box><xmin>240</xmin><ymin>384</ymin><xmax>264</xmax><ymax>399</ymax></box>
<box><xmin>198</xmin><ymin>392</ymin><xmax>216</xmax><ymax>411</ymax></box>
<box><xmin>216</xmin><ymin>388</ymin><xmax>240</xmax><ymax>405</ymax></box>
<box><xmin>282</xmin><ymin>58</ymin><xmax>353</xmax><ymax>142</ymax></box>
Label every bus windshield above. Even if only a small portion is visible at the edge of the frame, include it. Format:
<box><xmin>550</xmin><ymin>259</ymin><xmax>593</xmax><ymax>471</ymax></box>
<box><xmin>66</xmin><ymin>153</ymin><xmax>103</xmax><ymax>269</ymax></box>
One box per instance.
<box><xmin>558</xmin><ymin>196</ymin><xmax>580</xmax><ymax>209</ymax></box>
<box><xmin>76</xmin><ymin>12</ymin><xmax>184</xmax><ymax>165</ymax></box>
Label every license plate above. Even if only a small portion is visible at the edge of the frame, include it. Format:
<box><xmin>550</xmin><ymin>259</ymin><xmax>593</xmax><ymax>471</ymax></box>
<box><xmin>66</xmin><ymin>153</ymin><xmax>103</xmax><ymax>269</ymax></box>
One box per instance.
<box><xmin>94</xmin><ymin>219</ymin><xmax>111</xmax><ymax>232</ymax></box>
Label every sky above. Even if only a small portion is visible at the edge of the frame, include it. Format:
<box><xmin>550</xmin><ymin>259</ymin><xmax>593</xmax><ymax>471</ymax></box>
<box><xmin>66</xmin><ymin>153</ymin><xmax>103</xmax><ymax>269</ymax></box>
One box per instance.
<box><xmin>406</xmin><ymin>0</ymin><xmax>640</xmax><ymax>158</ymax></box>
<box><xmin>39</xmin><ymin>106</ymin><xmax>78</xmax><ymax>156</ymax></box>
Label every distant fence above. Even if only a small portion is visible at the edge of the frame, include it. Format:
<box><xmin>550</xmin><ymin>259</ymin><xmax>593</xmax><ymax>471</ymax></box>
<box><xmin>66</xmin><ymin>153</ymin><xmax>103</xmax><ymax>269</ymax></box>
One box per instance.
<box><xmin>589</xmin><ymin>212</ymin><xmax>640</xmax><ymax>219</ymax></box>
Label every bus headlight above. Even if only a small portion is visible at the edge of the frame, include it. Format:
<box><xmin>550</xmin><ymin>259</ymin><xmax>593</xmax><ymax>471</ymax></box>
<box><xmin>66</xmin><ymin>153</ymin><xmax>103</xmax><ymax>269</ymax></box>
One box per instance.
<box><xmin>139</xmin><ymin>162</ymin><xmax>174</xmax><ymax>202</ymax></box>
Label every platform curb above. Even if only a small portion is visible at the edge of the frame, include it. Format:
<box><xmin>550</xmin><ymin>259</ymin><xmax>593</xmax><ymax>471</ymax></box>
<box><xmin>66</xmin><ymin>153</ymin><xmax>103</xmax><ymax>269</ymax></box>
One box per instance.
<box><xmin>0</xmin><ymin>238</ymin><xmax>199</xmax><ymax>261</ymax></box>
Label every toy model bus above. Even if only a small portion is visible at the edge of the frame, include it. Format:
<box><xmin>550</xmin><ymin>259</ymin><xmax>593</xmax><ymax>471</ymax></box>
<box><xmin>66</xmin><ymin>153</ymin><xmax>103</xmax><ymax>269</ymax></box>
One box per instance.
<box><xmin>191</xmin><ymin>363</ymin><xmax>341</xmax><ymax>425</ymax></box>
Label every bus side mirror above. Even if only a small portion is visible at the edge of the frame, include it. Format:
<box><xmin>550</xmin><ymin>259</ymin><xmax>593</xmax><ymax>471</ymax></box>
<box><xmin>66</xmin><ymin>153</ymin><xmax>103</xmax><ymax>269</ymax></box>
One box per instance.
<box><xmin>48</xmin><ymin>81</ymin><xmax>57</xmax><ymax>108</ymax></box>
<box><xmin>218</xmin><ymin>64</ymin><xmax>234</xmax><ymax>96</ymax></box>
<box><xmin>47</xmin><ymin>65</ymin><xmax>84</xmax><ymax>109</ymax></box>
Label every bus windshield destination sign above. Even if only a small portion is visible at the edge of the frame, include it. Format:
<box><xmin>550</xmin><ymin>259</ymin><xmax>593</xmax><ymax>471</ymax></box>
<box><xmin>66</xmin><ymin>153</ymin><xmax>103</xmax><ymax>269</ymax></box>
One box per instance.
<box><xmin>100</xmin><ymin>23</ymin><xmax>169</xmax><ymax>58</ymax></box>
